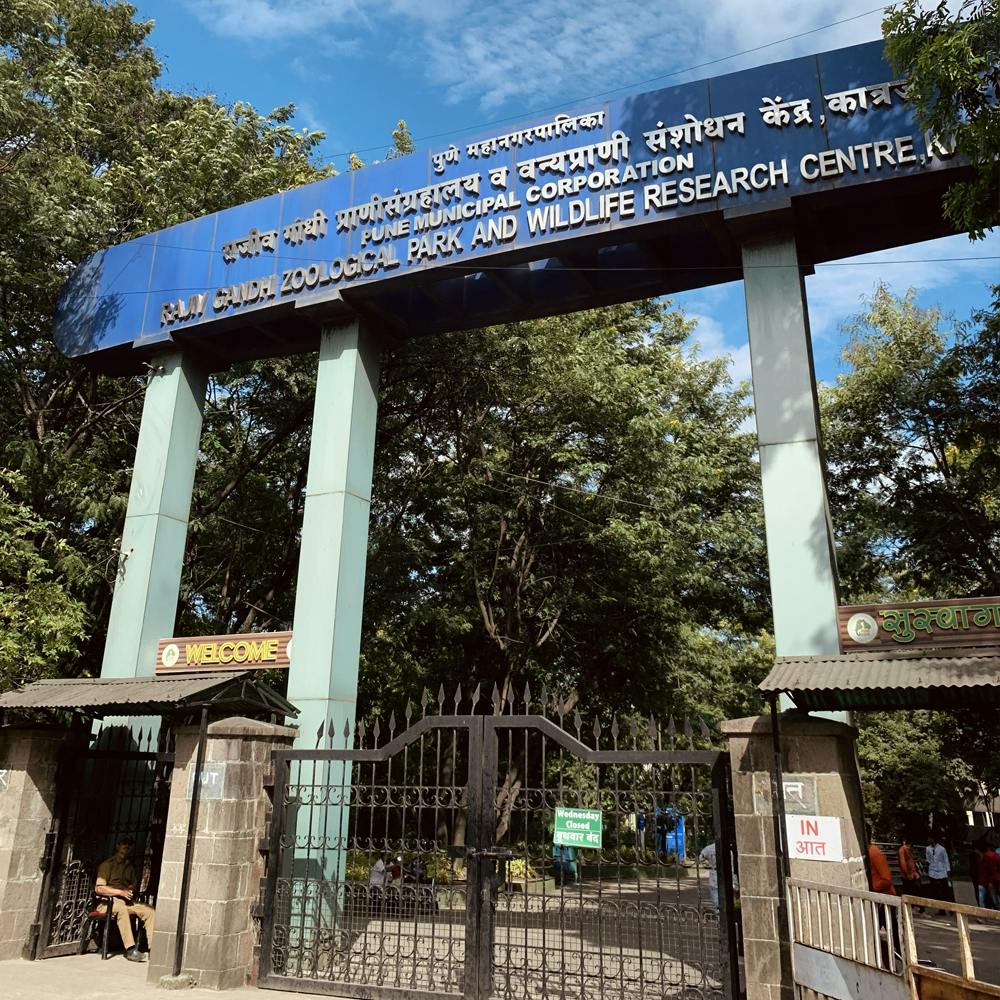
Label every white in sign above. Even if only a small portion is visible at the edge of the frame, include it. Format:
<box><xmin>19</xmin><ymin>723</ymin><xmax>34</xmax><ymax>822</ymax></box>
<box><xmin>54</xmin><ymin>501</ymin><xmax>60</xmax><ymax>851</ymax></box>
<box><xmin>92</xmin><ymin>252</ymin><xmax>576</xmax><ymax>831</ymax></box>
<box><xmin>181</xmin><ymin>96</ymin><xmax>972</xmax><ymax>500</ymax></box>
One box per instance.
<box><xmin>785</xmin><ymin>815</ymin><xmax>843</xmax><ymax>862</ymax></box>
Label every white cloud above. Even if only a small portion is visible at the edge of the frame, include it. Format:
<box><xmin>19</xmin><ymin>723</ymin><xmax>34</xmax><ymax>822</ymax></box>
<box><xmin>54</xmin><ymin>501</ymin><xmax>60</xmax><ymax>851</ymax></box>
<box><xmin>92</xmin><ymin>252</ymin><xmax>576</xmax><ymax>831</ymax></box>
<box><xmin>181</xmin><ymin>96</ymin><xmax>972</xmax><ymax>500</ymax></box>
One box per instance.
<box><xmin>685</xmin><ymin>312</ymin><xmax>753</xmax><ymax>385</ymax></box>
<box><xmin>179</xmin><ymin>0</ymin><xmax>890</xmax><ymax>112</ymax></box>
<box><xmin>805</xmin><ymin>232</ymin><xmax>1000</xmax><ymax>342</ymax></box>
<box><xmin>181</xmin><ymin>0</ymin><xmax>365</xmax><ymax>38</ymax></box>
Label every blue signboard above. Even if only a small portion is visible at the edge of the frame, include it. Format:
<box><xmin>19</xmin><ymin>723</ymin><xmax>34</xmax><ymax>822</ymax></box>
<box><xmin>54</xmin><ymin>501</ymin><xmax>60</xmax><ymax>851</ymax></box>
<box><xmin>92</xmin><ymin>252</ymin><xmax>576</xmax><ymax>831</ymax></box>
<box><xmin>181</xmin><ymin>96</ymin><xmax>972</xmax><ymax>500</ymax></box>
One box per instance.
<box><xmin>54</xmin><ymin>39</ymin><xmax>963</xmax><ymax>372</ymax></box>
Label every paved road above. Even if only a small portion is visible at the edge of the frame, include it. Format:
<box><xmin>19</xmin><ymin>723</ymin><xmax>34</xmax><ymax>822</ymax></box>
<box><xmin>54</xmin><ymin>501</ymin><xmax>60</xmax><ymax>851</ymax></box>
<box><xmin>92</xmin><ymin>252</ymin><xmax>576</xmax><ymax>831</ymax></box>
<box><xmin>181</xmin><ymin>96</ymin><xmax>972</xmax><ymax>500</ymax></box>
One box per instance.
<box><xmin>911</xmin><ymin>911</ymin><xmax>1000</xmax><ymax>986</ymax></box>
<box><xmin>0</xmin><ymin>954</ymin><xmax>293</xmax><ymax>1000</ymax></box>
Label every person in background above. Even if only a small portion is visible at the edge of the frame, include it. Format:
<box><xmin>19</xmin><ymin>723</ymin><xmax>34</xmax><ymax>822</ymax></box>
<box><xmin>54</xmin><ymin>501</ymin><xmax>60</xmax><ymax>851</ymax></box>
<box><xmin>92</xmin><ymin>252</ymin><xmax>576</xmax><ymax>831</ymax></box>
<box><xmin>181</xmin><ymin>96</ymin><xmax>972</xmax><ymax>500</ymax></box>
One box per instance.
<box><xmin>94</xmin><ymin>836</ymin><xmax>155</xmax><ymax>962</ymax></box>
<box><xmin>980</xmin><ymin>840</ymin><xmax>1000</xmax><ymax>909</ymax></box>
<box><xmin>867</xmin><ymin>828</ymin><xmax>898</xmax><ymax>965</ymax></box>
<box><xmin>699</xmin><ymin>840</ymin><xmax>719</xmax><ymax>910</ymax></box>
<box><xmin>926</xmin><ymin>833</ymin><xmax>953</xmax><ymax>914</ymax></box>
<box><xmin>368</xmin><ymin>852</ymin><xmax>389</xmax><ymax>887</ymax></box>
<box><xmin>637</xmin><ymin>812</ymin><xmax>646</xmax><ymax>854</ymax></box>
<box><xmin>868</xmin><ymin>836</ymin><xmax>897</xmax><ymax>897</ymax></box>
<box><xmin>969</xmin><ymin>838</ymin><xmax>987</xmax><ymax>909</ymax></box>
<box><xmin>898</xmin><ymin>836</ymin><xmax>922</xmax><ymax>906</ymax></box>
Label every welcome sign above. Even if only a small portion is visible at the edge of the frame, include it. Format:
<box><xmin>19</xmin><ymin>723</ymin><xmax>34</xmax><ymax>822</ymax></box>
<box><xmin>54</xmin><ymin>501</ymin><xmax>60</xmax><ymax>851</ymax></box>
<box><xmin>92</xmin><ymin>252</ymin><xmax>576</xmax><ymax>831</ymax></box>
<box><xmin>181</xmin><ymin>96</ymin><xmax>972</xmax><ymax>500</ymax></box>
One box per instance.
<box><xmin>55</xmin><ymin>39</ymin><xmax>964</xmax><ymax>374</ymax></box>
<box><xmin>156</xmin><ymin>631</ymin><xmax>292</xmax><ymax>673</ymax></box>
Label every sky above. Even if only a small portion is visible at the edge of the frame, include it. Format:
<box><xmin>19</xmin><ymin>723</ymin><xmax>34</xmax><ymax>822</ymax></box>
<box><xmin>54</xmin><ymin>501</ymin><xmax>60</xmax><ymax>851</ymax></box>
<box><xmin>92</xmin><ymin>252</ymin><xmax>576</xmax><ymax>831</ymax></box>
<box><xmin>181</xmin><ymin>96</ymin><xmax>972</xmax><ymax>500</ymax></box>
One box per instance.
<box><xmin>136</xmin><ymin>0</ymin><xmax>998</xmax><ymax>387</ymax></box>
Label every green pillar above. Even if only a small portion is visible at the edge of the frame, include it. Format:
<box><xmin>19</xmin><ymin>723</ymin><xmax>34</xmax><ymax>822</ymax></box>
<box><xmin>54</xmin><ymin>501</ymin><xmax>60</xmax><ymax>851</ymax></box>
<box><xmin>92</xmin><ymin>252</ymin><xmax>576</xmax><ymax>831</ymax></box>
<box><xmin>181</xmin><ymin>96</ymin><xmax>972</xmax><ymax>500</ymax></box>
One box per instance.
<box><xmin>287</xmin><ymin>321</ymin><xmax>381</xmax><ymax>747</ymax></box>
<box><xmin>101</xmin><ymin>352</ymin><xmax>208</xmax><ymax>679</ymax></box>
<box><xmin>742</xmin><ymin>235</ymin><xmax>841</xmax><ymax>661</ymax></box>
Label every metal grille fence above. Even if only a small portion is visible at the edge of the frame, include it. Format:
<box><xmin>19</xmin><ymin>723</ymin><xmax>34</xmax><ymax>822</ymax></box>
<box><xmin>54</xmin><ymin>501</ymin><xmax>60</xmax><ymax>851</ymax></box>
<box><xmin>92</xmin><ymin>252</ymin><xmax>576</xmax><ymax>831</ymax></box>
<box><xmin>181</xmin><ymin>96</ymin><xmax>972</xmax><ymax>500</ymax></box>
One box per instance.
<box><xmin>259</xmin><ymin>685</ymin><xmax>740</xmax><ymax>1000</ymax></box>
<box><xmin>34</xmin><ymin>723</ymin><xmax>174</xmax><ymax>959</ymax></box>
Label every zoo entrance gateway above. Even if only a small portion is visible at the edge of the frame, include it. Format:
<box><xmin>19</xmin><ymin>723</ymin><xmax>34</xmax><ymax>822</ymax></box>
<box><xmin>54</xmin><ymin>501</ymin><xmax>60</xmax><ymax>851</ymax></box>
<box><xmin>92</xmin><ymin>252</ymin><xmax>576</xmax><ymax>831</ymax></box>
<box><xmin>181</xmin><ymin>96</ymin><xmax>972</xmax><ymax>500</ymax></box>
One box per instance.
<box><xmin>52</xmin><ymin>27</ymin><xmax>971</xmax><ymax>810</ymax></box>
<box><xmin>33</xmin><ymin>32</ymin><xmax>978</xmax><ymax>1000</ymax></box>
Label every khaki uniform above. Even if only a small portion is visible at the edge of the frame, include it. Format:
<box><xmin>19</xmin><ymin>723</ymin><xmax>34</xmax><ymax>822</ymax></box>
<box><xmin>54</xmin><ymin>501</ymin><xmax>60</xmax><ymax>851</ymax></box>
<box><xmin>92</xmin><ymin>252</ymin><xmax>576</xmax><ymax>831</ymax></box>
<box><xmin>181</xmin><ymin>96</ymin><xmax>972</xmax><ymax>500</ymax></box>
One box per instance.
<box><xmin>95</xmin><ymin>855</ymin><xmax>155</xmax><ymax>950</ymax></box>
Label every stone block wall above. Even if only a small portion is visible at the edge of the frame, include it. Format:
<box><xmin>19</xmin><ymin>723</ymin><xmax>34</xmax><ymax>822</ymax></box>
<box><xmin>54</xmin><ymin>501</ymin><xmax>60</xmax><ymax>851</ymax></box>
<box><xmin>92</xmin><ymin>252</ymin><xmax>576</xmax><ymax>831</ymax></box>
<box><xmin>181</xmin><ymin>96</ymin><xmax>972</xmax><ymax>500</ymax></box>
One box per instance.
<box><xmin>0</xmin><ymin>725</ymin><xmax>65</xmax><ymax>960</ymax></box>
<box><xmin>722</xmin><ymin>713</ymin><xmax>867</xmax><ymax>1000</ymax></box>
<box><xmin>147</xmin><ymin>717</ymin><xmax>295</xmax><ymax>989</ymax></box>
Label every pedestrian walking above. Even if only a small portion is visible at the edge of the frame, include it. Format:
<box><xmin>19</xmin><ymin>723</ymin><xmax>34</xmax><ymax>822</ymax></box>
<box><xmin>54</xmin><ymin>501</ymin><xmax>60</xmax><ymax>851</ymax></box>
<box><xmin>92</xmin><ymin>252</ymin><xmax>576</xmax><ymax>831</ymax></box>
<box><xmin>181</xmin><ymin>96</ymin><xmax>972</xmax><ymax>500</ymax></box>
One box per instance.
<box><xmin>898</xmin><ymin>836</ymin><xmax>924</xmax><ymax>912</ymax></box>
<box><xmin>926</xmin><ymin>833</ymin><xmax>953</xmax><ymax>914</ymax></box>
<box><xmin>867</xmin><ymin>829</ymin><xmax>899</xmax><ymax>965</ymax></box>
<box><xmin>969</xmin><ymin>838</ymin><xmax>987</xmax><ymax>909</ymax></box>
<box><xmin>980</xmin><ymin>841</ymin><xmax>1000</xmax><ymax>909</ymax></box>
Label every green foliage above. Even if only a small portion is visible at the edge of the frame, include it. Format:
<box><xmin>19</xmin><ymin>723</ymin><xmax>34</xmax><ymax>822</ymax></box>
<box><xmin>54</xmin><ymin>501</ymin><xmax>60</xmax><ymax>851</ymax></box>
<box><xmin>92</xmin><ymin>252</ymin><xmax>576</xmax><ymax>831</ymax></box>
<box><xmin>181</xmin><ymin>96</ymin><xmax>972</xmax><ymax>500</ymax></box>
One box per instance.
<box><xmin>388</xmin><ymin>120</ymin><xmax>415</xmax><ymax>158</ymax></box>
<box><xmin>858</xmin><ymin>711</ymin><xmax>975</xmax><ymax>840</ymax></box>
<box><xmin>883</xmin><ymin>0</ymin><xmax>1000</xmax><ymax>238</ymax></box>
<box><xmin>822</xmin><ymin>283</ymin><xmax>1000</xmax><ymax>598</ymax></box>
<box><xmin>359</xmin><ymin>301</ymin><xmax>770</xmax><ymax>720</ymax></box>
<box><xmin>0</xmin><ymin>471</ymin><xmax>89</xmax><ymax>688</ymax></box>
<box><xmin>0</xmin><ymin>0</ymin><xmax>329</xmax><ymax>689</ymax></box>
<box><xmin>824</xmin><ymin>282</ymin><xmax>1000</xmax><ymax>823</ymax></box>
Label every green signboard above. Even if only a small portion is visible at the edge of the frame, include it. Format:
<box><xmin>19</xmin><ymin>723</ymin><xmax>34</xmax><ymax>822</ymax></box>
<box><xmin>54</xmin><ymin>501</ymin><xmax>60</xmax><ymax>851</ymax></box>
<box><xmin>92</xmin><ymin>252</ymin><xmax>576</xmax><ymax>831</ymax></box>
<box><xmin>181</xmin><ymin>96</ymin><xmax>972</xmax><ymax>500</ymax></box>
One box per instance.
<box><xmin>553</xmin><ymin>807</ymin><xmax>603</xmax><ymax>848</ymax></box>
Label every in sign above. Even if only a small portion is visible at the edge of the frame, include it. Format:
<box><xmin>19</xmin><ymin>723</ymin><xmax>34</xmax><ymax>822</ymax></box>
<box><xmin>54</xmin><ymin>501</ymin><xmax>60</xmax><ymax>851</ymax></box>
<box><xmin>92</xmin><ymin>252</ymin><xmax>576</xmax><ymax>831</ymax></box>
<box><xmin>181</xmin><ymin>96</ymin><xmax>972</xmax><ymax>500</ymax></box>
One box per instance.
<box><xmin>785</xmin><ymin>815</ymin><xmax>843</xmax><ymax>863</ymax></box>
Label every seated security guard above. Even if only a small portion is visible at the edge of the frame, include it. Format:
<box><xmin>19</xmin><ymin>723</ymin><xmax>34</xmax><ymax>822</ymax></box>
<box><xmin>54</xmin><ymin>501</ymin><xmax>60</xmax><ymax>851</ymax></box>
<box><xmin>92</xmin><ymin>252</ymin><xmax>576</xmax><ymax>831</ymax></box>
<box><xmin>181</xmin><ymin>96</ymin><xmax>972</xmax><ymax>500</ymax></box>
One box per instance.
<box><xmin>95</xmin><ymin>836</ymin><xmax>155</xmax><ymax>962</ymax></box>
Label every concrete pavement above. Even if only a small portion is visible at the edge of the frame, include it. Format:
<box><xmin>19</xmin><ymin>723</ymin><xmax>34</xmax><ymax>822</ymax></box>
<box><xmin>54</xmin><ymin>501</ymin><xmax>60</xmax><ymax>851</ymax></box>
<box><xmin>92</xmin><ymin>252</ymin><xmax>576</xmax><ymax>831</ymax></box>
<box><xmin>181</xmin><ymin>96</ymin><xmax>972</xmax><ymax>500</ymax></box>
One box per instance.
<box><xmin>0</xmin><ymin>954</ymin><xmax>302</xmax><ymax>1000</ymax></box>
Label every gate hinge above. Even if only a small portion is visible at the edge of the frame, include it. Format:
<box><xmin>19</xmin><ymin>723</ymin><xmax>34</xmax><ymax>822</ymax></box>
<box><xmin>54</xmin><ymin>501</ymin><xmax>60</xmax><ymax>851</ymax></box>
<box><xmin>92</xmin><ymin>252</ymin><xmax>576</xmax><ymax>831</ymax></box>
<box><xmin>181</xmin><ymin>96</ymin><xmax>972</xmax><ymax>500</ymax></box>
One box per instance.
<box><xmin>39</xmin><ymin>831</ymin><xmax>57</xmax><ymax>873</ymax></box>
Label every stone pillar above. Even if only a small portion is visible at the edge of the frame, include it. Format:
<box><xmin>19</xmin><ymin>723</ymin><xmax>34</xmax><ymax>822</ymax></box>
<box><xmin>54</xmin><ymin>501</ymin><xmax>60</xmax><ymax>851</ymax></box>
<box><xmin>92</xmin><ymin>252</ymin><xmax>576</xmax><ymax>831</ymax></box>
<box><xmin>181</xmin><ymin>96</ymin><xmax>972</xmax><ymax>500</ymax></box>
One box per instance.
<box><xmin>0</xmin><ymin>725</ymin><xmax>64</xmax><ymax>960</ymax></box>
<box><xmin>101</xmin><ymin>351</ymin><xmax>209</xmax><ymax>680</ymax></box>
<box><xmin>721</xmin><ymin>713</ymin><xmax>867</xmax><ymax>1000</ymax></box>
<box><xmin>148</xmin><ymin>717</ymin><xmax>296</xmax><ymax>989</ymax></box>
<box><xmin>741</xmin><ymin>235</ymin><xmax>840</xmax><ymax>661</ymax></box>
<box><xmin>286</xmin><ymin>320</ymin><xmax>381</xmax><ymax>744</ymax></box>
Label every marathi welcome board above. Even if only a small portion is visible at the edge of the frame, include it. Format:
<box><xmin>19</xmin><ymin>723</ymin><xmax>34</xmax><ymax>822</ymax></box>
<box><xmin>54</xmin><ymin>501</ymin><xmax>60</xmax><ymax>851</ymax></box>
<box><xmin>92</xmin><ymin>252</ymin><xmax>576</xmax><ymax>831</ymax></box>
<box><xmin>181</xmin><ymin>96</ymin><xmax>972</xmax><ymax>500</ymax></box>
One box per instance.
<box><xmin>55</xmin><ymin>39</ymin><xmax>965</xmax><ymax>374</ymax></box>
<box><xmin>156</xmin><ymin>631</ymin><xmax>292</xmax><ymax>673</ymax></box>
<box><xmin>553</xmin><ymin>807</ymin><xmax>603</xmax><ymax>848</ymax></box>
<box><xmin>840</xmin><ymin>597</ymin><xmax>1000</xmax><ymax>651</ymax></box>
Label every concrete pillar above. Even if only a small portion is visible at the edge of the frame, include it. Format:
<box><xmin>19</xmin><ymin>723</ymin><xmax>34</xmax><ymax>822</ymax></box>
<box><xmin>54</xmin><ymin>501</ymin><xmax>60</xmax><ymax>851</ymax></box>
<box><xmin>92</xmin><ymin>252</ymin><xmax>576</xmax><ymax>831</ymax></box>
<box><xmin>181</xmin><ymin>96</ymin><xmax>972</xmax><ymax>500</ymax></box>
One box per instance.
<box><xmin>101</xmin><ymin>351</ymin><xmax>209</xmax><ymax>679</ymax></box>
<box><xmin>286</xmin><ymin>321</ymin><xmax>381</xmax><ymax>744</ymax></box>
<box><xmin>741</xmin><ymin>235</ymin><xmax>840</xmax><ymax>659</ymax></box>
<box><xmin>148</xmin><ymin>717</ymin><xmax>296</xmax><ymax>989</ymax></box>
<box><xmin>721</xmin><ymin>713</ymin><xmax>867</xmax><ymax>1000</ymax></box>
<box><xmin>0</xmin><ymin>725</ymin><xmax>64</xmax><ymax>960</ymax></box>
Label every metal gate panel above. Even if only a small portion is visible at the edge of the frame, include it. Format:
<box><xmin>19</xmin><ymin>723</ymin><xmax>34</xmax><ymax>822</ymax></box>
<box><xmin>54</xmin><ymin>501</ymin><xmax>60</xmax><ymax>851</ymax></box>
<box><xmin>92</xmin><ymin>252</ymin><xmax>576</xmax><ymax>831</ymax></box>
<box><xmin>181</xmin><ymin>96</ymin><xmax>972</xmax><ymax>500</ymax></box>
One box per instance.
<box><xmin>258</xmin><ymin>692</ymin><xmax>740</xmax><ymax>1000</ymax></box>
<box><xmin>483</xmin><ymin>715</ymin><xmax>738</xmax><ymax>1000</ymax></box>
<box><xmin>260</xmin><ymin>712</ymin><xmax>483</xmax><ymax>1000</ymax></box>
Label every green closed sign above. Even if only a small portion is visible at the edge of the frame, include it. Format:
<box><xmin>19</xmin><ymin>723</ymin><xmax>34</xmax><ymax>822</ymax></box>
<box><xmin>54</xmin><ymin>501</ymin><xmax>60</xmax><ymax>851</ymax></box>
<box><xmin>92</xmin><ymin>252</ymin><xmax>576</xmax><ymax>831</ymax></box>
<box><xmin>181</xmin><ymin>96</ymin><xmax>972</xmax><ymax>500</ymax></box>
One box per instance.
<box><xmin>553</xmin><ymin>807</ymin><xmax>603</xmax><ymax>848</ymax></box>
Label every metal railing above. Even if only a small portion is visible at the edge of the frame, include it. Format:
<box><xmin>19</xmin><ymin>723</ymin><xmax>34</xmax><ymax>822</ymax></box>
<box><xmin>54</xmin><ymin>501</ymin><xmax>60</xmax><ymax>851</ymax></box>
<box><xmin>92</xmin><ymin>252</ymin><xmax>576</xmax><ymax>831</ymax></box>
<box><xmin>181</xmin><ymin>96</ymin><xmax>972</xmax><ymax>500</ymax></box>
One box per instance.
<box><xmin>787</xmin><ymin>878</ymin><xmax>903</xmax><ymax>976</ymax></box>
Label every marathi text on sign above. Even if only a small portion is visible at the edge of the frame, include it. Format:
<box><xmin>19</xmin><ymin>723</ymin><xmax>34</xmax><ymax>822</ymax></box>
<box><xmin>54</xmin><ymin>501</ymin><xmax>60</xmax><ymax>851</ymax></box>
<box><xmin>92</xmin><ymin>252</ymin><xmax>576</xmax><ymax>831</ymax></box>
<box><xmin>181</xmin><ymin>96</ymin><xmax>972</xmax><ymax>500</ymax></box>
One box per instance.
<box><xmin>785</xmin><ymin>816</ymin><xmax>844</xmax><ymax>863</ymax></box>
<box><xmin>553</xmin><ymin>807</ymin><xmax>603</xmax><ymax>848</ymax></box>
<box><xmin>839</xmin><ymin>596</ymin><xmax>1000</xmax><ymax>651</ymax></box>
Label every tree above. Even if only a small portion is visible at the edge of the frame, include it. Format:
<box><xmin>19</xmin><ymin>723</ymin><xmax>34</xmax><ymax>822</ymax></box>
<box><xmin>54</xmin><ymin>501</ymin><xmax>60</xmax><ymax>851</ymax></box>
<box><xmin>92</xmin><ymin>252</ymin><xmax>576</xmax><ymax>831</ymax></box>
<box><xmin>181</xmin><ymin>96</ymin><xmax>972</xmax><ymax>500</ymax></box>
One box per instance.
<box><xmin>858</xmin><ymin>711</ymin><xmax>974</xmax><ymax>840</ymax></box>
<box><xmin>821</xmin><ymin>283</ymin><xmax>1000</xmax><ymax>598</ymax></box>
<box><xmin>884</xmin><ymin>0</ymin><xmax>1000</xmax><ymax>238</ymax></box>
<box><xmin>356</xmin><ymin>301</ymin><xmax>771</xmax><ymax>722</ymax></box>
<box><xmin>0</xmin><ymin>471</ymin><xmax>89</xmax><ymax>690</ymax></box>
<box><xmin>0</xmin><ymin>0</ymin><xmax>330</xmax><ymax>685</ymax></box>
<box><xmin>823</xmin><ymin>283</ymin><xmax>1000</xmax><ymax>824</ymax></box>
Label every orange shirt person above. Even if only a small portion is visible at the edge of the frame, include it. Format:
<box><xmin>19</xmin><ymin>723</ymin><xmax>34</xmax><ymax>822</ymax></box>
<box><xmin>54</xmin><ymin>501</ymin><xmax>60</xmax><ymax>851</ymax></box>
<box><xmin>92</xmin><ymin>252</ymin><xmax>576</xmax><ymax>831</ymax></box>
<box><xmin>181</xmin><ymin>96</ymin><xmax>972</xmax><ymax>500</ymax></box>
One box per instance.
<box><xmin>868</xmin><ymin>841</ymin><xmax>897</xmax><ymax>896</ymax></box>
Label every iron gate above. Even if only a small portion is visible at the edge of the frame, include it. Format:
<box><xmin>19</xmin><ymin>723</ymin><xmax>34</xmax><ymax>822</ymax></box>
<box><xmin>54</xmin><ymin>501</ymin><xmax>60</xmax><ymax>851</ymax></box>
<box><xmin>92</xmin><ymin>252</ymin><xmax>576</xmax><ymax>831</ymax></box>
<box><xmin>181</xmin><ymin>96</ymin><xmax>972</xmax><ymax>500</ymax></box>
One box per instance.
<box><xmin>32</xmin><ymin>723</ymin><xmax>174</xmax><ymax>959</ymax></box>
<box><xmin>259</xmin><ymin>688</ymin><xmax>740</xmax><ymax>1000</ymax></box>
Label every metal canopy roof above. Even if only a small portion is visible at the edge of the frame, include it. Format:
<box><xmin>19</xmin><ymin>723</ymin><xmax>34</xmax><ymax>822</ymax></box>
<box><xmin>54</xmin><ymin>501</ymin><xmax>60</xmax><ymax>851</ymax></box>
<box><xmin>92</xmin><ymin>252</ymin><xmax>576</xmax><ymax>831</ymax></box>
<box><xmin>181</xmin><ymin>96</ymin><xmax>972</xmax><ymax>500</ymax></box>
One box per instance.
<box><xmin>760</xmin><ymin>648</ymin><xmax>1000</xmax><ymax>711</ymax></box>
<box><xmin>0</xmin><ymin>671</ymin><xmax>298</xmax><ymax>718</ymax></box>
